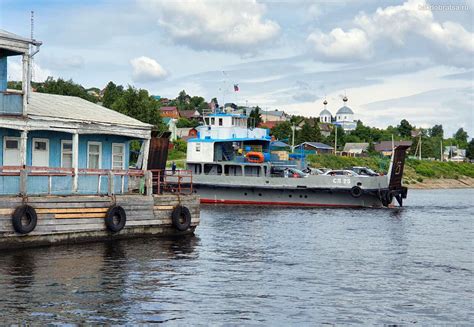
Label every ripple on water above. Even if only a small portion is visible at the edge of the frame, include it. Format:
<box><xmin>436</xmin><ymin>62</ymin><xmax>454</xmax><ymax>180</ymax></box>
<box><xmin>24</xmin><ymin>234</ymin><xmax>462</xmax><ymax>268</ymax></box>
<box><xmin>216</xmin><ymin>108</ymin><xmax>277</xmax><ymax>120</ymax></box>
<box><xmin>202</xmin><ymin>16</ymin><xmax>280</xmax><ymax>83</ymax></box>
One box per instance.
<box><xmin>0</xmin><ymin>189</ymin><xmax>472</xmax><ymax>324</ymax></box>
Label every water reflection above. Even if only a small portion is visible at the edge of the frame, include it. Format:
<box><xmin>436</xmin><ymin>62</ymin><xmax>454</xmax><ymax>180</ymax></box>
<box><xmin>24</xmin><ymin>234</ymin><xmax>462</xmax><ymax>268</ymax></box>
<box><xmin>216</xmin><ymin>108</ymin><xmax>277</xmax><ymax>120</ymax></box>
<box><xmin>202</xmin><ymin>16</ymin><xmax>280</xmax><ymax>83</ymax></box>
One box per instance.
<box><xmin>0</xmin><ymin>236</ymin><xmax>199</xmax><ymax>324</ymax></box>
<box><xmin>0</xmin><ymin>189</ymin><xmax>472</xmax><ymax>324</ymax></box>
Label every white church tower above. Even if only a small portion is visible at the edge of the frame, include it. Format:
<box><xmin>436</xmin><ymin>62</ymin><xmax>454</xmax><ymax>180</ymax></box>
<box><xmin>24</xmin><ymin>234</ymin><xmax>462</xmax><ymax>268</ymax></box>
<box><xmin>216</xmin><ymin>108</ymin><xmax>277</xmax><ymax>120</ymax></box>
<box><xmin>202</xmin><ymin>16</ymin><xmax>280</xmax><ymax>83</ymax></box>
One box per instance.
<box><xmin>319</xmin><ymin>100</ymin><xmax>332</xmax><ymax>123</ymax></box>
<box><xmin>334</xmin><ymin>96</ymin><xmax>356</xmax><ymax>131</ymax></box>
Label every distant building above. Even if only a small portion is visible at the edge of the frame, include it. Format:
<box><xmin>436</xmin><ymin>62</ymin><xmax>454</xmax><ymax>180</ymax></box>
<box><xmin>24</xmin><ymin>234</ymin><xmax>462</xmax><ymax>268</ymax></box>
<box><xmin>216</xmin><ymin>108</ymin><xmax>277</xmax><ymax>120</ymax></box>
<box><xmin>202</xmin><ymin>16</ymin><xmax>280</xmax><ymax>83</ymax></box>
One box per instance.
<box><xmin>444</xmin><ymin>146</ymin><xmax>466</xmax><ymax>162</ymax></box>
<box><xmin>318</xmin><ymin>97</ymin><xmax>357</xmax><ymax>132</ymax></box>
<box><xmin>261</xmin><ymin>109</ymin><xmax>288</xmax><ymax>123</ymax></box>
<box><xmin>176</xmin><ymin>128</ymin><xmax>198</xmax><ymax>141</ymax></box>
<box><xmin>178</xmin><ymin>109</ymin><xmax>200</xmax><ymax>121</ymax></box>
<box><xmin>295</xmin><ymin>142</ymin><xmax>334</xmax><ymax>155</ymax></box>
<box><xmin>319</xmin><ymin>123</ymin><xmax>332</xmax><ymax>137</ymax></box>
<box><xmin>343</xmin><ymin>143</ymin><xmax>369</xmax><ymax>157</ymax></box>
<box><xmin>160</xmin><ymin>106</ymin><xmax>180</xmax><ymax>119</ymax></box>
<box><xmin>259</xmin><ymin>121</ymin><xmax>282</xmax><ymax>130</ymax></box>
<box><xmin>375</xmin><ymin>141</ymin><xmax>412</xmax><ymax>156</ymax></box>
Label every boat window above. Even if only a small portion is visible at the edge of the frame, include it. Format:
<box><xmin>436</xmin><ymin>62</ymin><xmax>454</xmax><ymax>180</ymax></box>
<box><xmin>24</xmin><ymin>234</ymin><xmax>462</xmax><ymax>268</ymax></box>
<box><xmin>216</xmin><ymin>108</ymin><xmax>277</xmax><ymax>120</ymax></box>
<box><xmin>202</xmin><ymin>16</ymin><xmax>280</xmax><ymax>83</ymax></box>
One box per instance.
<box><xmin>244</xmin><ymin>165</ymin><xmax>260</xmax><ymax>177</ymax></box>
<box><xmin>204</xmin><ymin>164</ymin><xmax>222</xmax><ymax>175</ymax></box>
<box><xmin>196</xmin><ymin>143</ymin><xmax>201</xmax><ymax>152</ymax></box>
<box><xmin>112</xmin><ymin>143</ymin><xmax>125</xmax><ymax>169</ymax></box>
<box><xmin>224</xmin><ymin>165</ymin><xmax>243</xmax><ymax>176</ymax></box>
<box><xmin>211</xmin><ymin>117</ymin><xmax>215</xmax><ymax>125</ymax></box>
<box><xmin>204</xmin><ymin>118</ymin><xmax>209</xmax><ymax>125</ymax></box>
<box><xmin>61</xmin><ymin>140</ymin><xmax>73</xmax><ymax>168</ymax></box>
<box><xmin>219</xmin><ymin>118</ymin><xmax>223</xmax><ymax>126</ymax></box>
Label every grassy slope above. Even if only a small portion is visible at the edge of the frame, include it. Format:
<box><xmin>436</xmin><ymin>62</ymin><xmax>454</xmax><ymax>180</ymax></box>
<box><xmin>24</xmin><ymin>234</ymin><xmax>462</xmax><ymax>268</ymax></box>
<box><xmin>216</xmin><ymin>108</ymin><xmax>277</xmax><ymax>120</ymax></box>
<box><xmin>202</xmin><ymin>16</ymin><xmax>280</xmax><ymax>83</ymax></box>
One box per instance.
<box><xmin>307</xmin><ymin>154</ymin><xmax>474</xmax><ymax>185</ymax></box>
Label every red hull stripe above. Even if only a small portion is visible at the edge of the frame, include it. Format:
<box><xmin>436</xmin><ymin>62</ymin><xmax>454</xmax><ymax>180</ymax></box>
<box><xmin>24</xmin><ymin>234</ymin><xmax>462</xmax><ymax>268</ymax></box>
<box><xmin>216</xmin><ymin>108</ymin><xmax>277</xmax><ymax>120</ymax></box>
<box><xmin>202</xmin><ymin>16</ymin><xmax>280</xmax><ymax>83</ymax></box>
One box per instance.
<box><xmin>200</xmin><ymin>198</ymin><xmax>362</xmax><ymax>208</ymax></box>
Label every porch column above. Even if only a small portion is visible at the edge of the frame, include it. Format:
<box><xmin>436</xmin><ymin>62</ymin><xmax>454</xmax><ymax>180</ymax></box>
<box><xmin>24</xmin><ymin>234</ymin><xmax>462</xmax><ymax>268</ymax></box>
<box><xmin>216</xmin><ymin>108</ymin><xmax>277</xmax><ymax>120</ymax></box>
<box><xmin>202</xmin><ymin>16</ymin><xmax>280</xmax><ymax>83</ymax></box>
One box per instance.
<box><xmin>20</xmin><ymin>130</ymin><xmax>28</xmax><ymax>166</ymax></box>
<box><xmin>21</xmin><ymin>54</ymin><xmax>29</xmax><ymax>116</ymax></box>
<box><xmin>142</xmin><ymin>138</ymin><xmax>150</xmax><ymax>171</ymax></box>
<box><xmin>72</xmin><ymin>132</ymin><xmax>79</xmax><ymax>192</ymax></box>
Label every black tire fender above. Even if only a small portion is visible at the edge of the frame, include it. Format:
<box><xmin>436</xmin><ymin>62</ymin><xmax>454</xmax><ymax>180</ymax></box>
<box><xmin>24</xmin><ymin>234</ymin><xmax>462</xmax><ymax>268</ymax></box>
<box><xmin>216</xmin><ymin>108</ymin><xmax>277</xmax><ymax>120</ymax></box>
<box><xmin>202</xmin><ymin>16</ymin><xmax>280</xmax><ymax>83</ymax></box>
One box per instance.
<box><xmin>171</xmin><ymin>205</ymin><xmax>192</xmax><ymax>231</ymax></box>
<box><xmin>12</xmin><ymin>205</ymin><xmax>37</xmax><ymax>234</ymax></box>
<box><xmin>350</xmin><ymin>186</ymin><xmax>363</xmax><ymax>198</ymax></box>
<box><xmin>105</xmin><ymin>205</ymin><xmax>126</xmax><ymax>233</ymax></box>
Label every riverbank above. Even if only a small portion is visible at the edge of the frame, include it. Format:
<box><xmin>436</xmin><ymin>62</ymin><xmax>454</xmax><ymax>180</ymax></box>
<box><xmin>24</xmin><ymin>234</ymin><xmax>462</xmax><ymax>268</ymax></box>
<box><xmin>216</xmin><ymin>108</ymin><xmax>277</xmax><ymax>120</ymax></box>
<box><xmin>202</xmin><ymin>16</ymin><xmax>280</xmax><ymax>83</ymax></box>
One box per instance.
<box><xmin>408</xmin><ymin>177</ymin><xmax>474</xmax><ymax>189</ymax></box>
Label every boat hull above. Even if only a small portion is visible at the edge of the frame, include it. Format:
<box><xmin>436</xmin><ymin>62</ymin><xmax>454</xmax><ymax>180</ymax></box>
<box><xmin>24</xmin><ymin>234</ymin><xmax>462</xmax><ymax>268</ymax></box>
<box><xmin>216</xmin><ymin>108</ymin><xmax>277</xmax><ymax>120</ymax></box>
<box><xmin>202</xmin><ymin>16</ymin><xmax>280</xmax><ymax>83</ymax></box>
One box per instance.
<box><xmin>194</xmin><ymin>184</ymin><xmax>385</xmax><ymax>208</ymax></box>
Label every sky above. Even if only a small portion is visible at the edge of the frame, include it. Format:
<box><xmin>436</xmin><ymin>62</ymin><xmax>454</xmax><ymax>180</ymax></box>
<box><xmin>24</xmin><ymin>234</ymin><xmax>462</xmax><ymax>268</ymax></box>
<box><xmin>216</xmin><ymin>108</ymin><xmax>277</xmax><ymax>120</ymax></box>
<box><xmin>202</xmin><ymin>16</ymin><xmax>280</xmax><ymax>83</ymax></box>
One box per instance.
<box><xmin>1</xmin><ymin>0</ymin><xmax>473</xmax><ymax>137</ymax></box>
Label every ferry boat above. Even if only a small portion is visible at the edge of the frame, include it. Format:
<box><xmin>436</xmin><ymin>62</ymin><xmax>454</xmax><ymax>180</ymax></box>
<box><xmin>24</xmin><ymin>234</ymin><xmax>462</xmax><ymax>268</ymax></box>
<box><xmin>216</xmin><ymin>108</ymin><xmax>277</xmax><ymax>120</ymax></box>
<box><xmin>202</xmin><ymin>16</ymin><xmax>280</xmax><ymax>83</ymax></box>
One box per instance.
<box><xmin>0</xmin><ymin>29</ymin><xmax>199</xmax><ymax>249</ymax></box>
<box><xmin>186</xmin><ymin>110</ymin><xmax>408</xmax><ymax>208</ymax></box>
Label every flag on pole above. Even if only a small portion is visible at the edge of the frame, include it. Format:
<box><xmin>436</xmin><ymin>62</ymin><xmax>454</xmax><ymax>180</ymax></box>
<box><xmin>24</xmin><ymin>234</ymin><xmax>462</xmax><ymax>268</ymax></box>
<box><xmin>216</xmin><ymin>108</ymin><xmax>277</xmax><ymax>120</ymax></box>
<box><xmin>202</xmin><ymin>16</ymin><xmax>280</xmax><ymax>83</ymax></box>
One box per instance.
<box><xmin>234</xmin><ymin>84</ymin><xmax>239</xmax><ymax>92</ymax></box>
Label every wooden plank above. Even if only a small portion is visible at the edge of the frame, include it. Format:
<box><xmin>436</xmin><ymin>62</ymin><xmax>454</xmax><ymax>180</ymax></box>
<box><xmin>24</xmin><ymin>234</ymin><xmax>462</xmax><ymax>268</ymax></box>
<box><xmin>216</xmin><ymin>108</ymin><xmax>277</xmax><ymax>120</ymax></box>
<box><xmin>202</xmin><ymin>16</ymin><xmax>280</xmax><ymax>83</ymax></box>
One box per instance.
<box><xmin>36</xmin><ymin>208</ymin><xmax>108</xmax><ymax>214</ymax></box>
<box><xmin>55</xmin><ymin>213</ymin><xmax>106</xmax><ymax>219</ymax></box>
<box><xmin>0</xmin><ymin>209</ymin><xmax>13</xmax><ymax>215</ymax></box>
<box><xmin>153</xmin><ymin>205</ymin><xmax>174</xmax><ymax>210</ymax></box>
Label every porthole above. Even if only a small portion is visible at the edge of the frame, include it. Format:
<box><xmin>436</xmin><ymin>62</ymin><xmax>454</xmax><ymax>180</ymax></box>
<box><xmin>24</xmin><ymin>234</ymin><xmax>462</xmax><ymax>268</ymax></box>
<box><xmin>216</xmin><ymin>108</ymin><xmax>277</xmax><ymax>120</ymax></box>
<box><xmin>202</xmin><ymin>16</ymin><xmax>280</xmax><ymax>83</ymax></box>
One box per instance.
<box><xmin>289</xmin><ymin>195</ymin><xmax>292</xmax><ymax>198</ymax></box>
<box><xmin>244</xmin><ymin>192</ymin><xmax>248</xmax><ymax>196</ymax></box>
<box><xmin>304</xmin><ymin>195</ymin><xmax>308</xmax><ymax>198</ymax></box>
<box><xmin>299</xmin><ymin>195</ymin><xmax>303</xmax><ymax>198</ymax></box>
<box><xmin>258</xmin><ymin>193</ymin><xmax>262</xmax><ymax>196</ymax></box>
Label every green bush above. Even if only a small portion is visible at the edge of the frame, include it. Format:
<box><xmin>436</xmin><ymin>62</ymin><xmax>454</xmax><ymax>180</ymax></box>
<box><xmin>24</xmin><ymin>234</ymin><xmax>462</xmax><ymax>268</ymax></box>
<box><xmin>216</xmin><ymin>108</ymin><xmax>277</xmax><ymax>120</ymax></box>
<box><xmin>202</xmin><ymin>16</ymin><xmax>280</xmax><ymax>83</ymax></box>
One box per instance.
<box><xmin>417</xmin><ymin>177</ymin><xmax>424</xmax><ymax>182</ymax></box>
<box><xmin>415</xmin><ymin>165</ymin><xmax>435</xmax><ymax>177</ymax></box>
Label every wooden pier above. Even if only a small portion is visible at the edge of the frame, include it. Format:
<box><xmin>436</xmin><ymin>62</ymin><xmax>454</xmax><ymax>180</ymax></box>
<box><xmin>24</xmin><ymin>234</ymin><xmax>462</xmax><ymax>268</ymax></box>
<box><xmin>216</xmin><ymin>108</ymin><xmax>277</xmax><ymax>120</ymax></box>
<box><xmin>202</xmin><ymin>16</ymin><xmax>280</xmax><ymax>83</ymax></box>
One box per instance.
<box><xmin>0</xmin><ymin>194</ymin><xmax>200</xmax><ymax>249</ymax></box>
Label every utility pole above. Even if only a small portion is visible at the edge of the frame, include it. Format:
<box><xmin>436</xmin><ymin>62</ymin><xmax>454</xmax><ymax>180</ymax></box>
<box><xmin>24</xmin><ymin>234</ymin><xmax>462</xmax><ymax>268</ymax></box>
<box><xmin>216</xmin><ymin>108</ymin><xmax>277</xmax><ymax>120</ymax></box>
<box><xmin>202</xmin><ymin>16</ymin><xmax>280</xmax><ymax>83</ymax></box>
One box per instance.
<box><xmin>334</xmin><ymin>125</ymin><xmax>338</xmax><ymax>155</ymax></box>
<box><xmin>291</xmin><ymin>123</ymin><xmax>295</xmax><ymax>153</ymax></box>
<box><xmin>440</xmin><ymin>140</ymin><xmax>443</xmax><ymax>161</ymax></box>
<box><xmin>419</xmin><ymin>134</ymin><xmax>422</xmax><ymax>160</ymax></box>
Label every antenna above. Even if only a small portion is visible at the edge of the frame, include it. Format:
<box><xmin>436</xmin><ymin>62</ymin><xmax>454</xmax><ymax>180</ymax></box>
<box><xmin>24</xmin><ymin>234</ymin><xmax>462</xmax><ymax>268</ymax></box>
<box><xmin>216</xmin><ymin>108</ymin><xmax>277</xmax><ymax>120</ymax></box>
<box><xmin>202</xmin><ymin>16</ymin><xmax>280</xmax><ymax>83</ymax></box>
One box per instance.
<box><xmin>30</xmin><ymin>11</ymin><xmax>35</xmax><ymax>83</ymax></box>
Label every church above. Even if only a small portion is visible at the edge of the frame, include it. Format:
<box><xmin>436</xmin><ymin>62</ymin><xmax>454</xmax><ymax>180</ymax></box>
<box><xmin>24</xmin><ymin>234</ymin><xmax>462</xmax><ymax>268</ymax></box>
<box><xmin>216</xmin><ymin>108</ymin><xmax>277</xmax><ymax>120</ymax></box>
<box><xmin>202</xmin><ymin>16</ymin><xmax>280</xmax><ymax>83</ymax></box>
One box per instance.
<box><xmin>318</xmin><ymin>96</ymin><xmax>357</xmax><ymax>132</ymax></box>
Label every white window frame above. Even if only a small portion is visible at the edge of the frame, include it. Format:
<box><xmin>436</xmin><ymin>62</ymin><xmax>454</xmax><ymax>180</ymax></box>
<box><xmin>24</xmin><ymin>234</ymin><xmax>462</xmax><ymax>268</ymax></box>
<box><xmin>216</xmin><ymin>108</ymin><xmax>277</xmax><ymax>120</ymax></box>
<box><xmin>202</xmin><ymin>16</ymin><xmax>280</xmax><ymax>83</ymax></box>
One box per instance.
<box><xmin>3</xmin><ymin>136</ymin><xmax>21</xmax><ymax>166</ymax></box>
<box><xmin>111</xmin><ymin>143</ymin><xmax>126</xmax><ymax>170</ymax></box>
<box><xmin>61</xmin><ymin>140</ymin><xmax>73</xmax><ymax>168</ymax></box>
<box><xmin>87</xmin><ymin>141</ymin><xmax>102</xmax><ymax>169</ymax></box>
<box><xmin>31</xmin><ymin>138</ymin><xmax>50</xmax><ymax>167</ymax></box>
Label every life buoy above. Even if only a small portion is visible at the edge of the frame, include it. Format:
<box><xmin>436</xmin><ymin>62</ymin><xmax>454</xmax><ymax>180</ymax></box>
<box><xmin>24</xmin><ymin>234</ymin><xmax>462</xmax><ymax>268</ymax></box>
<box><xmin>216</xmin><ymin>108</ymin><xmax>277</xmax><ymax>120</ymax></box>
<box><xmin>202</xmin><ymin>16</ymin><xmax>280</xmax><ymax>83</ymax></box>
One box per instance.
<box><xmin>105</xmin><ymin>205</ymin><xmax>126</xmax><ymax>233</ymax></box>
<box><xmin>246</xmin><ymin>151</ymin><xmax>264</xmax><ymax>163</ymax></box>
<box><xmin>350</xmin><ymin>186</ymin><xmax>363</xmax><ymax>198</ymax></box>
<box><xmin>171</xmin><ymin>205</ymin><xmax>192</xmax><ymax>231</ymax></box>
<box><xmin>12</xmin><ymin>205</ymin><xmax>37</xmax><ymax>234</ymax></box>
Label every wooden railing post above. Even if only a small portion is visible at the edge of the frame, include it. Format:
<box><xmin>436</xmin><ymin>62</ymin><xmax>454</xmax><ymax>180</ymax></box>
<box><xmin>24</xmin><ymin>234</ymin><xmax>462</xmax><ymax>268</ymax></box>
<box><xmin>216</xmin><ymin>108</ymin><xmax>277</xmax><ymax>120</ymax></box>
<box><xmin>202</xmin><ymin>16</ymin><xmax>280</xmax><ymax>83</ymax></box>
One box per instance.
<box><xmin>108</xmin><ymin>171</ymin><xmax>114</xmax><ymax>196</ymax></box>
<box><xmin>19</xmin><ymin>168</ymin><xmax>28</xmax><ymax>196</ymax></box>
<box><xmin>145</xmin><ymin>171</ymin><xmax>153</xmax><ymax>196</ymax></box>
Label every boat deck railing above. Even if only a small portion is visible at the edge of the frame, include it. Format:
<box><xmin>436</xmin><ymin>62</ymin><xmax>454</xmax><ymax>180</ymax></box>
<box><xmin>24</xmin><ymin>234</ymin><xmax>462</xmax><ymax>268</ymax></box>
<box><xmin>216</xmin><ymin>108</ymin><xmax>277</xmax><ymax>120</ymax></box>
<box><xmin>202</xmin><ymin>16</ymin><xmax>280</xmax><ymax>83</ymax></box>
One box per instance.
<box><xmin>149</xmin><ymin>169</ymin><xmax>193</xmax><ymax>195</ymax></box>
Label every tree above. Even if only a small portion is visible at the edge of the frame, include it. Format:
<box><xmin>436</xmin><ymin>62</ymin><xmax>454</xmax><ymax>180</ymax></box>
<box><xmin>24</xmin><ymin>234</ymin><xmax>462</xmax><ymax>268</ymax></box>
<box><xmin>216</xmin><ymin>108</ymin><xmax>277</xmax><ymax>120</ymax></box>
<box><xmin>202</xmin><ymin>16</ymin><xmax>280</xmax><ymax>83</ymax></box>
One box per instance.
<box><xmin>35</xmin><ymin>77</ymin><xmax>98</xmax><ymax>103</ymax></box>
<box><xmin>270</xmin><ymin>121</ymin><xmax>292</xmax><ymax>142</ymax></box>
<box><xmin>397</xmin><ymin>119</ymin><xmax>413</xmax><ymax>138</ymax></box>
<box><xmin>430</xmin><ymin>124</ymin><xmax>444</xmax><ymax>138</ymax></box>
<box><xmin>296</xmin><ymin>121</ymin><xmax>322</xmax><ymax>144</ymax></box>
<box><xmin>102</xmin><ymin>81</ymin><xmax>124</xmax><ymax>108</ymax></box>
<box><xmin>176</xmin><ymin>117</ymin><xmax>199</xmax><ymax>128</ymax></box>
<box><xmin>248</xmin><ymin>106</ymin><xmax>263</xmax><ymax>127</ymax></box>
<box><xmin>467</xmin><ymin>138</ymin><xmax>474</xmax><ymax>160</ymax></box>
<box><xmin>453</xmin><ymin>128</ymin><xmax>469</xmax><ymax>147</ymax></box>
<box><xmin>110</xmin><ymin>86</ymin><xmax>167</xmax><ymax>133</ymax></box>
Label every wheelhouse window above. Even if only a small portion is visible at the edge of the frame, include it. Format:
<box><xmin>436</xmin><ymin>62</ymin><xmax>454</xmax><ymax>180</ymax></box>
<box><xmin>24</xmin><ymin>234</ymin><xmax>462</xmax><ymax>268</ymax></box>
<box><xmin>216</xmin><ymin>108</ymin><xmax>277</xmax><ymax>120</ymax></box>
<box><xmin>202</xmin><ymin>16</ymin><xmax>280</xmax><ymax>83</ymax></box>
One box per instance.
<box><xmin>87</xmin><ymin>142</ymin><xmax>102</xmax><ymax>169</ymax></box>
<box><xmin>196</xmin><ymin>143</ymin><xmax>201</xmax><ymax>152</ymax></box>
<box><xmin>211</xmin><ymin>117</ymin><xmax>215</xmax><ymax>125</ymax></box>
<box><xmin>61</xmin><ymin>140</ymin><xmax>73</xmax><ymax>168</ymax></box>
<box><xmin>219</xmin><ymin>118</ymin><xmax>223</xmax><ymax>126</ymax></box>
<box><xmin>112</xmin><ymin>143</ymin><xmax>125</xmax><ymax>169</ymax></box>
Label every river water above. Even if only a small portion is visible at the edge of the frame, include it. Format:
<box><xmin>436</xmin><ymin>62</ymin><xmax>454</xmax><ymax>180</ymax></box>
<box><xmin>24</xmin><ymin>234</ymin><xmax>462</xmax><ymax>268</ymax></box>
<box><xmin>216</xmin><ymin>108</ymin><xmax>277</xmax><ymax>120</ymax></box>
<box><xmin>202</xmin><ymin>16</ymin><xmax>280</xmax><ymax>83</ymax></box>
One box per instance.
<box><xmin>0</xmin><ymin>189</ymin><xmax>472</xmax><ymax>325</ymax></box>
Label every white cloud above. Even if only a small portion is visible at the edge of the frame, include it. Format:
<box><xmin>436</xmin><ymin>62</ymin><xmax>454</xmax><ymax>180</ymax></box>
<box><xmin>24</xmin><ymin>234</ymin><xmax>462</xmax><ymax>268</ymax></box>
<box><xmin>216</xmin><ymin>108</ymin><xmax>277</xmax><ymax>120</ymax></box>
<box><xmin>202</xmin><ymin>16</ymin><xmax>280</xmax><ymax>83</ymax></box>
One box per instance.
<box><xmin>140</xmin><ymin>0</ymin><xmax>280</xmax><ymax>53</ymax></box>
<box><xmin>307</xmin><ymin>28</ymin><xmax>372</xmax><ymax>61</ymax></box>
<box><xmin>307</xmin><ymin>0</ymin><xmax>474</xmax><ymax>65</ymax></box>
<box><xmin>7</xmin><ymin>60</ymin><xmax>53</xmax><ymax>82</ymax></box>
<box><xmin>130</xmin><ymin>56</ymin><xmax>168</xmax><ymax>83</ymax></box>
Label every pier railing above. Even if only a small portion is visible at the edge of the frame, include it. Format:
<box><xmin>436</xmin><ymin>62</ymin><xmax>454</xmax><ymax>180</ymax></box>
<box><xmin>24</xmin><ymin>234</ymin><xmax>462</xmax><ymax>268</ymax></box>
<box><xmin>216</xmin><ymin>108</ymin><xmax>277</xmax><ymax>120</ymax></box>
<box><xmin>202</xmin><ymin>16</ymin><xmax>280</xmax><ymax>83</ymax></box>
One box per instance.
<box><xmin>0</xmin><ymin>166</ymin><xmax>194</xmax><ymax>196</ymax></box>
<box><xmin>0</xmin><ymin>166</ymin><xmax>145</xmax><ymax>196</ymax></box>
<box><xmin>149</xmin><ymin>169</ymin><xmax>193</xmax><ymax>195</ymax></box>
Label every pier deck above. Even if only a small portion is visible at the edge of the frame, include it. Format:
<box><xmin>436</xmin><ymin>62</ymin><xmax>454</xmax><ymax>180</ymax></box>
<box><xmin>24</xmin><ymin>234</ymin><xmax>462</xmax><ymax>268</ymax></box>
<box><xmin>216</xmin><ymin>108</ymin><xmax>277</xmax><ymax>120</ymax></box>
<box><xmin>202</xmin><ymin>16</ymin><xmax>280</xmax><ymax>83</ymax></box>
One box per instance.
<box><xmin>0</xmin><ymin>193</ymin><xmax>200</xmax><ymax>249</ymax></box>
